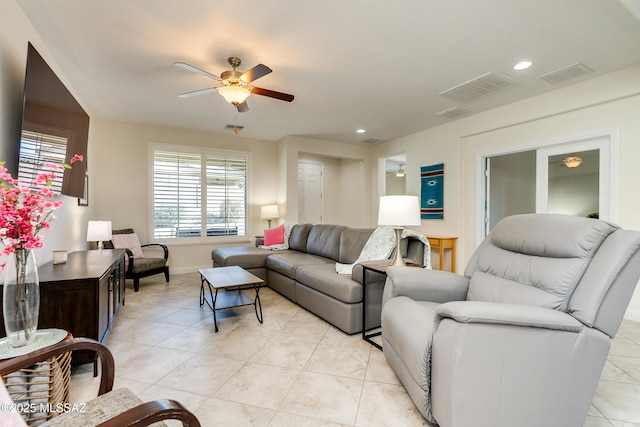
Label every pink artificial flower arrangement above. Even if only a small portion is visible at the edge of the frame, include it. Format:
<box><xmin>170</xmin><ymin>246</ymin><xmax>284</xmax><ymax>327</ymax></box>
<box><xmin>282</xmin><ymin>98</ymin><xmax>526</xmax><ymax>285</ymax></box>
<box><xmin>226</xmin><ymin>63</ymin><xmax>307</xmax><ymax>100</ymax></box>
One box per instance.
<box><xmin>0</xmin><ymin>154</ymin><xmax>83</xmax><ymax>269</ymax></box>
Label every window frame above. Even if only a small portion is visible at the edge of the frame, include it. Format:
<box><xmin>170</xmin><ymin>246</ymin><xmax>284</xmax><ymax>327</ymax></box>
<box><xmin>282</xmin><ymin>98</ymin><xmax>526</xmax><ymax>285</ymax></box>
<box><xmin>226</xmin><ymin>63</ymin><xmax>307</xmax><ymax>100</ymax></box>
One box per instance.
<box><xmin>149</xmin><ymin>142</ymin><xmax>250</xmax><ymax>245</ymax></box>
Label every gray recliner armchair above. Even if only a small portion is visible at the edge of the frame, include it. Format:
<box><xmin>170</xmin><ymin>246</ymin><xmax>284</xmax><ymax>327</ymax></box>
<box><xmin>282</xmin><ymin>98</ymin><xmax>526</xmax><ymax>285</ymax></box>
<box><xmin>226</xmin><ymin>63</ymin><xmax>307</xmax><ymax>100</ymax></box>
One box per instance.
<box><xmin>381</xmin><ymin>214</ymin><xmax>640</xmax><ymax>427</ymax></box>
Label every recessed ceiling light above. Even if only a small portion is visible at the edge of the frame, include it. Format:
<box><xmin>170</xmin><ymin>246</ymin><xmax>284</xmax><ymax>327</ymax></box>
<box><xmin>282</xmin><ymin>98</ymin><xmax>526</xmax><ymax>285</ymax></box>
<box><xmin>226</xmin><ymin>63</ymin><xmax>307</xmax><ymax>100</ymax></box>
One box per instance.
<box><xmin>514</xmin><ymin>61</ymin><xmax>532</xmax><ymax>71</ymax></box>
<box><xmin>356</xmin><ymin>129</ymin><xmax>366</xmax><ymax>134</ymax></box>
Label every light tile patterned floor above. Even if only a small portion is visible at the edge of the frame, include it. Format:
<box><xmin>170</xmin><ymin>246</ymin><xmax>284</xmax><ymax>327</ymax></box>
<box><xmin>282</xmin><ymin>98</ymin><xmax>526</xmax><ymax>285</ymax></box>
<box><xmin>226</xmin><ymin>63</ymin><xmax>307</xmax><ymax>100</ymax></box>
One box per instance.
<box><xmin>69</xmin><ymin>273</ymin><xmax>640</xmax><ymax>426</ymax></box>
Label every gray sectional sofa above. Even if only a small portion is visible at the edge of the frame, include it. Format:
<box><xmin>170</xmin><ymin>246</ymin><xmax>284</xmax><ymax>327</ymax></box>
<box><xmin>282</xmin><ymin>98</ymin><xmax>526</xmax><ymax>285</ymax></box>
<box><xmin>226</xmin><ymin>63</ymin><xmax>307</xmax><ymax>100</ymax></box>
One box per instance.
<box><xmin>211</xmin><ymin>223</ymin><xmax>427</xmax><ymax>334</ymax></box>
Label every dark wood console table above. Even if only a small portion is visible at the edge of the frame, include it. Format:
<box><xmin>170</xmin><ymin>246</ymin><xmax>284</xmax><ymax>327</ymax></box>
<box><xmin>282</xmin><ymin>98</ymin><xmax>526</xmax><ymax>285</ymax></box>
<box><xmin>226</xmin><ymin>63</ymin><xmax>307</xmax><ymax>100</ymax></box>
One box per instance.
<box><xmin>0</xmin><ymin>249</ymin><xmax>125</xmax><ymax>366</ymax></box>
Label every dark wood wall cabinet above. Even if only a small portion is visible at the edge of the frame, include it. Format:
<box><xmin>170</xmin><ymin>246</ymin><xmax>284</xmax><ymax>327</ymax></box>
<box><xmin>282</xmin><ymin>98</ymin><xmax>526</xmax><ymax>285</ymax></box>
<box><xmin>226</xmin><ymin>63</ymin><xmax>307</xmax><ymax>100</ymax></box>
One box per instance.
<box><xmin>0</xmin><ymin>250</ymin><xmax>126</xmax><ymax>365</ymax></box>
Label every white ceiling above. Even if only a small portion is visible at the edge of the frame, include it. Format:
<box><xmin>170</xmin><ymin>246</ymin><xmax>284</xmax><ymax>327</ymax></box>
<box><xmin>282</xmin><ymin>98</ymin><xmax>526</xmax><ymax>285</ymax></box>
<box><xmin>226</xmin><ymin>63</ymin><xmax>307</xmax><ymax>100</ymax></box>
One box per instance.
<box><xmin>16</xmin><ymin>0</ymin><xmax>640</xmax><ymax>145</ymax></box>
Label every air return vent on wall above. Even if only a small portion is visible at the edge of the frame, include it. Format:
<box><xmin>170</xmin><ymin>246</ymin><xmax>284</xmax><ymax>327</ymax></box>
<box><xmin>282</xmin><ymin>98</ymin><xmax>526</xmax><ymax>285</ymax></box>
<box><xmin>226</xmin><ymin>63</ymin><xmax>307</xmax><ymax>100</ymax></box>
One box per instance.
<box><xmin>539</xmin><ymin>62</ymin><xmax>593</xmax><ymax>84</ymax></box>
<box><xmin>439</xmin><ymin>72</ymin><xmax>519</xmax><ymax>103</ymax></box>
<box><xmin>435</xmin><ymin>106</ymin><xmax>472</xmax><ymax>118</ymax></box>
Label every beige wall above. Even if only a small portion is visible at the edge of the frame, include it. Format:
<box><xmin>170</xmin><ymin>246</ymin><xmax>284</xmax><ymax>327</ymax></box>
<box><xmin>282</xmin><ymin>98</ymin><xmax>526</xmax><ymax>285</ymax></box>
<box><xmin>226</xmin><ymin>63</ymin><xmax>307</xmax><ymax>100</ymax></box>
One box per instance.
<box><xmin>278</xmin><ymin>136</ymin><xmax>372</xmax><ymax>227</ymax></box>
<box><xmin>373</xmin><ymin>64</ymin><xmax>640</xmax><ymax>319</ymax></box>
<box><xmin>88</xmin><ymin>124</ymin><xmax>374</xmax><ymax>273</ymax></box>
<box><xmin>90</xmin><ymin>119</ymin><xmax>281</xmax><ymax>273</ymax></box>
<box><xmin>3</xmin><ymin>0</ymin><xmax>640</xmax><ymax>317</ymax></box>
<box><xmin>0</xmin><ymin>1</ymin><xmax>92</xmax><ymax>281</ymax></box>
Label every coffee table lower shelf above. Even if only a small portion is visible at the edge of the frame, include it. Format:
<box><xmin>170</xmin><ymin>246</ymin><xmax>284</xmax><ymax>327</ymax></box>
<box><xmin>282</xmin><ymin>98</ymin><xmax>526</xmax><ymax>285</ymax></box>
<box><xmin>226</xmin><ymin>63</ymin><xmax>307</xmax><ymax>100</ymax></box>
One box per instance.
<box><xmin>199</xmin><ymin>266</ymin><xmax>264</xmax><ymax>333</ymax></box>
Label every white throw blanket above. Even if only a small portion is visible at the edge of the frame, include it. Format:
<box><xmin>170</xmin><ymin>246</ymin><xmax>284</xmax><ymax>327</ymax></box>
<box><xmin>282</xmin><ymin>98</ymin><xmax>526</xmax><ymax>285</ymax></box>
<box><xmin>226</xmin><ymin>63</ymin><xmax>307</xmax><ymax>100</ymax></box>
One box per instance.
<box><xmin>259</xmin><ymin>222</ymin><xmax>297</xmax><ymax>250</ymax></box>
<box><xmin>335</xmin><ymin>226</ymin><xmax>432</xmax><ymax>274</ymax></box>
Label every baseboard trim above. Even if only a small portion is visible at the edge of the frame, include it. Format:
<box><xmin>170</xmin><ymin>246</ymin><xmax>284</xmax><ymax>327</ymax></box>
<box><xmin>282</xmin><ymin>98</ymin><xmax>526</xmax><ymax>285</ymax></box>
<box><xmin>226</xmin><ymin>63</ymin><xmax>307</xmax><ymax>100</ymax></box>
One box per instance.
<box><xmin>171</xmin><ymin>266</ymin><xmax>211</xmax><ymax>275</ymax></box>
<box><xmin>624</xmin><ymin>309</ymin><xmax>640</xmax><ymax>323</ymax></box>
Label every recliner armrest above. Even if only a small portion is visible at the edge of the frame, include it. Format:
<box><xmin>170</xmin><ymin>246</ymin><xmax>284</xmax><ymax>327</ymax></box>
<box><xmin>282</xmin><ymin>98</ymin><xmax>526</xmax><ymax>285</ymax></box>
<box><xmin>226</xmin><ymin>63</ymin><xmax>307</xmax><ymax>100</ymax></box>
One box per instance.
<box><xmin>435</xmin><ymin>301</ymin><xmax>584</xmax><ymax>332</ymax></box>
<box><xmin>384</xmin><ymin>267</ymin><xmax>469</xmax><ymax>305</ymax></box>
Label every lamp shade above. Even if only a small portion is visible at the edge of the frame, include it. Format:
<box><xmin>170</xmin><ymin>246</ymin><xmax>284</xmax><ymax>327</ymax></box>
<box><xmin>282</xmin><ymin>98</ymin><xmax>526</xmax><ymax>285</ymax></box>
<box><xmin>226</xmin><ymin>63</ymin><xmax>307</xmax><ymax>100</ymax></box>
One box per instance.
<box><xmin>218</xmin><ymin>85</ymin><xmax>251</xmax><ymax>105</ymax></box>
<box><xmin>86</xmin><ymin>220</ymin><xmax>112</xmax><ymax>242</ymax></box>
<box><xmin>378</xmin><ymin>196</ymin><xmax>421</xmax><ymax>226</ymax></box>
<box><xmin>261</xmin><ymin>204</ymin><xmax>280</xmax><ymax>220</ymax></box>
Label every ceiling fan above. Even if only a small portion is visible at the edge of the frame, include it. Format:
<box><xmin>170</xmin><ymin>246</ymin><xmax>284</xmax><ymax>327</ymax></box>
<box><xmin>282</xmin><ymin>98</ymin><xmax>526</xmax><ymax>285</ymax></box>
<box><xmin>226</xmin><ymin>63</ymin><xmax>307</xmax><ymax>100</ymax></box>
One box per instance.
<box><xmin>175</xmin><ymin>57</ymin><xmax>294</xmax><ymax>112</ymax></box>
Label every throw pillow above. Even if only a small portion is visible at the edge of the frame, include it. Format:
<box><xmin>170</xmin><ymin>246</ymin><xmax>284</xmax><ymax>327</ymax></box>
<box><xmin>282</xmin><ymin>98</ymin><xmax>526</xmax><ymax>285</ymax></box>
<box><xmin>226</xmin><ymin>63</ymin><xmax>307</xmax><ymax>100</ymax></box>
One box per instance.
<box><xmin>264</xmin><ymin>224</ymin><xmax>285</xmax><ymax>246</ymax></box>
<box><xmin>111</xmin><ymin>233</ymin><xmax>145</xmax><ymax>259</ymax></box>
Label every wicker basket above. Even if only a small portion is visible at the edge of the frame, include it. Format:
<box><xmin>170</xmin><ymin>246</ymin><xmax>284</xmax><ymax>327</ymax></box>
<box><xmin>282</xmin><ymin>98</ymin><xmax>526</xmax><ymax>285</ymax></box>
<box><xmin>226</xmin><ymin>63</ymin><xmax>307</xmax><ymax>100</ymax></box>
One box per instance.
<box><xmin>2</xmin><ymin>351</ymin><xmax>71</xmax><ymax>425</ymax></box>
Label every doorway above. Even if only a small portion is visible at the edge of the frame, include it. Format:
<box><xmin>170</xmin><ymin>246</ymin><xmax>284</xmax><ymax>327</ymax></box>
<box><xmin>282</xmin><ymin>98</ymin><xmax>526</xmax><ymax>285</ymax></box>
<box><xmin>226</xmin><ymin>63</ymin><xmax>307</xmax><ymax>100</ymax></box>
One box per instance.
<box><xmin>483</xmin><ymin>131</ymin><xmax>617</xmax><ymax>236</ymax></box>
<box><xmin>298</xmin><ymin>161</ymin><xmax>323</xmax><ymax>224</ymax></box>
<box><xmin>384</xmin><ymin>154</ymin><xmax>406</xmax><ymax>195</ymax></box>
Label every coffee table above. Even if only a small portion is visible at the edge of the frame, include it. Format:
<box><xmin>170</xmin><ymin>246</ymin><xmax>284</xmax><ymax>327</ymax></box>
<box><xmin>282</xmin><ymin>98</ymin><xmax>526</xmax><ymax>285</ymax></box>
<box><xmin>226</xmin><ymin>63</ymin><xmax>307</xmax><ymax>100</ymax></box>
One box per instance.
<box><xmin>198</xmin><ymin>266</ymin><xmax>264</xmax><ymax>332</ymax></box>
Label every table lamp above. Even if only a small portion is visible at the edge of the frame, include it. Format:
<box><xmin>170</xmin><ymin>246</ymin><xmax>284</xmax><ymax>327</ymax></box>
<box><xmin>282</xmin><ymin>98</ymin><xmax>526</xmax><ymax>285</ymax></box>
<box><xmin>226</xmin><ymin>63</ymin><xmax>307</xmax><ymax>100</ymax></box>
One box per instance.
<box><xmin>261</xmin><ymin>204</ymin><xmax>279</xmax><ymax>229</ymax></box>
<box><xmin>87</xmin><ymin>220</ymin><xmax>112</xmax><ymax>250</ymax></box>
<box><xmin>378</xmin><ymin>195</ymin><xmax>421</xmax><ymax>266</ymax></box>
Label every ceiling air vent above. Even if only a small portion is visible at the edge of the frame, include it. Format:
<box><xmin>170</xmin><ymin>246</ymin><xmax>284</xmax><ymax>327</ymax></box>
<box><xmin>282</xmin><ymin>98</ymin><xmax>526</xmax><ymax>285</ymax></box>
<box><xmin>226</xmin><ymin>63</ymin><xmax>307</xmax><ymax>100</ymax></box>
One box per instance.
<box><xmin>439</xmin><ymin>72</ymin><xmax>519</xmax><ymax>103</ymax></box>
<box><xmin>539</xmin><ymin>62</ymin><xmax>593</xmax><ymax>84</ymax></box>
<box><xmin>435</xmin><ymin>106</ymin><xmax>472</xmax><ymax>118</ymax></box>
<box><xmin>361</xmin><ymin>138</ymin><xmax>381</xmax><ymax>144</ymax></box>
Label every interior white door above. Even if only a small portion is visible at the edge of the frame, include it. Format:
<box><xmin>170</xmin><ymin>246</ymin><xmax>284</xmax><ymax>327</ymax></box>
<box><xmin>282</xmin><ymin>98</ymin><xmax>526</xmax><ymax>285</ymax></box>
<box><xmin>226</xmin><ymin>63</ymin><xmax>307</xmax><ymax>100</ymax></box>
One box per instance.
<box><xmin>481</xmin><ymin>131</ymin><xmax>617</xmax><ymax>239</ymax></box>
<box><xmin>536</xmin><ymin>136</ymin><xmax>612</xmax><ymax>221</ymax></box>
<box><xmin>298</xmin><ymin>161</ymin><xmax>323</xmax><ymax>224</ymax></box>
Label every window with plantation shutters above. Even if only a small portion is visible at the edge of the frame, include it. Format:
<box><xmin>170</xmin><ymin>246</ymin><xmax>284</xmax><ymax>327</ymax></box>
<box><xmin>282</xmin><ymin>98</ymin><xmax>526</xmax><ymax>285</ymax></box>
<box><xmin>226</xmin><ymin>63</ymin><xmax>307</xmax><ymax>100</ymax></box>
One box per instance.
<box><xmin>152</xmin><ymin>145</ymin><xmax>248</xmax><ymax>240</ymax></box>
<box><xmin>18</xmin><ymin>128</ymin><xmax>69</xmax><ymax>194</ymax></box>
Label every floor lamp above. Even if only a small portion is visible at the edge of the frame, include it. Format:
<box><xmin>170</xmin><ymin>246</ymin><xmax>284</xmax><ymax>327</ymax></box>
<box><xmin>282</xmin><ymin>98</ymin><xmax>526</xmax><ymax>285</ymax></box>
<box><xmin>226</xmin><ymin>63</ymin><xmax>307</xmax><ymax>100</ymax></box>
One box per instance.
<box><xmin>378</xmin><ymin>195</ymin><xmax>422</xmax><ymax>266</ymax></box>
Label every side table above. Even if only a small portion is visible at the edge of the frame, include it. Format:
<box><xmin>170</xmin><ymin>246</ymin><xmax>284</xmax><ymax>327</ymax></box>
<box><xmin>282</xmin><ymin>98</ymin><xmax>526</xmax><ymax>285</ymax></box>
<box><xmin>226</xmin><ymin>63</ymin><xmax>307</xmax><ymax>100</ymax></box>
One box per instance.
<box><xmin>360</xmin><ymin>261</ymin><xmax>390</xmax><ymax>350</ymax></box>
<box><xmin>361</xmin><ymin>261</ymin><xmax>423</xmax><ymax>350</ymax></box>
<box><xmin>0</xmin><ymin>329</ymin><xmax>72</xmax><ymax>425</ymax></box>
<box><xmin>427</xmin><ymin>235</ymin><xmax>458</xmax><ymax>272</ymax></box>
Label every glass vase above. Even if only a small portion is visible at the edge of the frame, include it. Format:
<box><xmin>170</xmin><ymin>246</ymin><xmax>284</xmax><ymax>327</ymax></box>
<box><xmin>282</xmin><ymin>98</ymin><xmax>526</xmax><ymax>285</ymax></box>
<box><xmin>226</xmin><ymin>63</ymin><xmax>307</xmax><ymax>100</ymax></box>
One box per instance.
<box><xmin>3</xmin><ymin>248</ymin><xmax>40</xmax><ymax>347</ymax></box>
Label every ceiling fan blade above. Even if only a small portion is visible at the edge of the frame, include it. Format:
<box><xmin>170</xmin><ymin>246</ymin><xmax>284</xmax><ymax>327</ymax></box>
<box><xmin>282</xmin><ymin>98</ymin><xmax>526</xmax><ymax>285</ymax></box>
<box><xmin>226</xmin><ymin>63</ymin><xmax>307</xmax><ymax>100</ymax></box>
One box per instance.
<box><xmin>178</xmin><ymin>87</ymin><xmax>218</xmax><ymax>98</ymax></box>
<box><xmin>236</xmin><ymin>101</ymin><xmax>249</xmax><ymax>113</ymax></box>
<box><xmin>251</xmin><ymin>87</ymin><xmax>295</xmax><ymax>102</ymax></box>
<box><xmin>240</xmin><ymin>64</ymin><xmax>272</xmax><ymax>83</ymax></box>
<box><xmin>174</xmin><ymin>62</ymin><xmax>220</xmax><ymax>80</ymax></box>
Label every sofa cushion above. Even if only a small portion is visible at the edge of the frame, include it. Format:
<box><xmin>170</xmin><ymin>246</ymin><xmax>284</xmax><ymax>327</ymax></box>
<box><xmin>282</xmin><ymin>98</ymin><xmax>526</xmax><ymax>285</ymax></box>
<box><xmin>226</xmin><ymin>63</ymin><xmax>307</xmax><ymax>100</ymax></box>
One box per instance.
<box><xmin>266</xmin><ymin>253</ymin><xmax>332</xmax><ymax>279</ymax></box>
<box><xmin>42</xmin><ymin>388</ymin><xmax>168</xmax><ymax>427</ymax></box>
<box><xmin>339</xmin><ymin>228</ymin><xmax>374</xmax><ymax>264</ymax></box>
<box><xmin>129</xmin><ymin>257</ymin><xmax>166</xmax><ymax>274</ymax></box>
<box><xmin>289</xmin><ymin>224</ymin><xmax>313</xmax><ymax>251</ymax></box>
<box><xmin>211</xmin><ymin>246</ymin><xmax>275</xmax><ymax>269</ymax></box>
<box><xmin>296</xmin><ymin>263</ymin><xmax>364</xmax><ymax>304</ymax></box>
<box><xmin>306</xmin><ymin>225</ymin><xmax>347</xmax><ymax>261</ymax></box>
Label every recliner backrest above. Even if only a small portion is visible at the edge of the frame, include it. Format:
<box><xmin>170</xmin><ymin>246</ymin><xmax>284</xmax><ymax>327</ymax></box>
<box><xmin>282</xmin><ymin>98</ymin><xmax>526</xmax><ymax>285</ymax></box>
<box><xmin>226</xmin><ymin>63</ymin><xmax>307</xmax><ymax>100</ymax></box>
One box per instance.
<box><xmin>464</xmin><ymin>214</ymin><xmax>619</xmax><ymax>313</ymax></box>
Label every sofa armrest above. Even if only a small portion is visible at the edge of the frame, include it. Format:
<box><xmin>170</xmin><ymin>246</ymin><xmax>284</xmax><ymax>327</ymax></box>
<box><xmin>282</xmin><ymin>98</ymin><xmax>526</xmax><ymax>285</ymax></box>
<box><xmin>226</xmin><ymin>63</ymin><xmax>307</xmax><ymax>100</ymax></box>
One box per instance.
<box><xmin>435</xmin><ymin>301</ymin><xmax>584</xmax><ymax>332</ymax></box>
<box><xmin>0</xmin><ymin>337</ymin><xmax>115</xmax><ymax>396</ymax></box>
<box><xmin>97</xmin><ymin>399</ymin><xmax>201</xmax><ymax>427</ymax></box>
<box><xmin>141</xmin><ymin>243</ymin><xmax>169</xmax><ymax>261</ymax></box>
<box><xmin>351</xmin><ymin>261</ymin><xmax>389</xmax><ymax>285</ymax></box>
<box><xmin>383</xmin><ymin>267</ymin><xmax>469</xmax><ymax>305</ymax></box>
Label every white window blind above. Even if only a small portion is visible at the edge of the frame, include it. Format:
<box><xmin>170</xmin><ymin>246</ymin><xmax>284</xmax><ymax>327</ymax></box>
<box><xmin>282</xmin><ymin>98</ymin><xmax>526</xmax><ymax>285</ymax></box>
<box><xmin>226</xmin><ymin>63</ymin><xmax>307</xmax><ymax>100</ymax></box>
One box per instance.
<box><xmin>152</xmin><ymin>146</ymin><xmax>248</xmax><ymax>240</ymax></box>
<box><xmin>18</xmin><ymin>130</ymin><xmax>67</xmax><ymax>194</ymax></box>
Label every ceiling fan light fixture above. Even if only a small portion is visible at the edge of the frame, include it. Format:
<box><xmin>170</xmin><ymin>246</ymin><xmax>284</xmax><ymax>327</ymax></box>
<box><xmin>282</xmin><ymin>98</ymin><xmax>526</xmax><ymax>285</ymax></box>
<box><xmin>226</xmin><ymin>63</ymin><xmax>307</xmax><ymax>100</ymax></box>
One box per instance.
<box><xmin>218</xmin><ymin>85</ymin><xmax>251</xmax><ymax>105</ymax></box>
<box><xmin>562</xmin><ymin>156</ymin><xmax>583</xmax><ymax>168</ymax></box>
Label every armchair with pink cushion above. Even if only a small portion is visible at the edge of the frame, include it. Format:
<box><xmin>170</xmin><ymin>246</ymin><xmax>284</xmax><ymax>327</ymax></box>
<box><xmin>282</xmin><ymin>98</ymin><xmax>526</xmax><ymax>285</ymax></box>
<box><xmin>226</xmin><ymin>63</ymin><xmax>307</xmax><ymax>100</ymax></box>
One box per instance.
<box><xmin>103</xmin><ymin>228</ymin><xmax>169</xmax><ymax>292</ymax></box>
